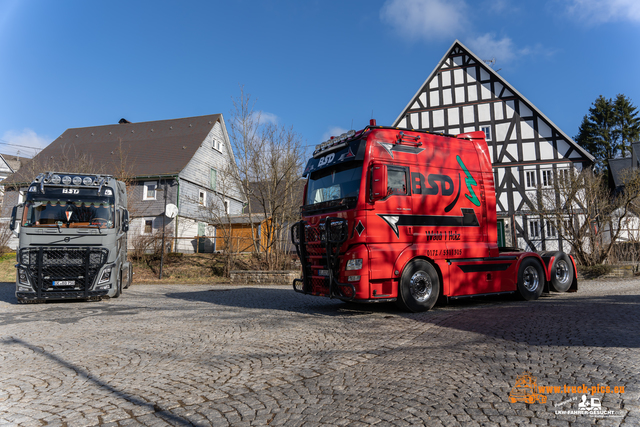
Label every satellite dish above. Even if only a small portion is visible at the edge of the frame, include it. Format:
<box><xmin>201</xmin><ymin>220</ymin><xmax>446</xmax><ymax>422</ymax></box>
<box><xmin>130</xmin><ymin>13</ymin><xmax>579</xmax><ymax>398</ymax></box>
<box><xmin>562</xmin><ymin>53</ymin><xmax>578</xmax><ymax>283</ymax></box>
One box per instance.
<box><xmin>165</xmin><ymin>204</ymin><xmax>178</xmax><ymax>218</ymax></box>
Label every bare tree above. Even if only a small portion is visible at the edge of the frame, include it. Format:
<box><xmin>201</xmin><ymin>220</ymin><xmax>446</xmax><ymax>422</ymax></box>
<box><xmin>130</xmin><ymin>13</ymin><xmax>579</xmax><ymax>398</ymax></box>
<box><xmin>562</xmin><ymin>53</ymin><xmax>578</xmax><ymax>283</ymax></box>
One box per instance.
<box><xmin>196</xmin><ymin>162</ymin><xmax>244</xmax><ymax>277</ymax></box>
<box><xmin>533</xmin><ymin>167</ymin><xmax>640</xmax><ymax>266</ymax></box>
<box><xmin>228</xmin><ymin>87</ymin><xmax>305</xmax><ymax>270</ymax></box>
<box><xmin>4</xmin><ymin>144</ymin><xmax>104</xmax><ymax>191</ymax></box>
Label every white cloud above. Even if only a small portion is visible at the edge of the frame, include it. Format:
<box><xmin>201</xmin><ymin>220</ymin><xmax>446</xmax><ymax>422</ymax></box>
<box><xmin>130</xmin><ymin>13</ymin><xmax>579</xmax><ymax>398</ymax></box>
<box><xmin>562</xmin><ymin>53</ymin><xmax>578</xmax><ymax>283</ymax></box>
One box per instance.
<box><xmin>252</xmin><ymin>111</ymin><xmax>279</xmax><ymax>125</ymax></box>
<box><xmin>321</xmin><ymin>126</ymin><xmax>348</xmax><ymax>142</ymax></box>
<box><xmin>380</xmin><ymin>0</ymin><xmax>468</xmax><ymax>41</ymax></box>
<box><xmin>465</xmin><ymin>33</ymin><xmax>553</xmax><ymax>67</ymax></box>
<box><xmin>1</xmin><ymin>128</ymin><xmax>49</xmax><ymax>156</ymax></box>
<box><xmin>565</xmin><ymin>0</ymin><xmax>640</xmax><ymax>24</ymax></box>
<box><xmin>484</xmin><ymin>0</ymin><xmax>518</xmax><ymax>14</ymax></box>
<box><xmin>467</xmin><ymin>34</ymin><xmax>519</xmax><ymax>65</ymax></box>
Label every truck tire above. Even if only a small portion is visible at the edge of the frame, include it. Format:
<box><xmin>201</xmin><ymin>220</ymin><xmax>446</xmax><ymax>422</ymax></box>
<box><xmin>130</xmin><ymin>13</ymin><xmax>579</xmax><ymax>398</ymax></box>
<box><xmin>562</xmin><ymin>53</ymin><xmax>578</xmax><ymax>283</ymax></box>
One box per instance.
<box><xmin>123</xmin><ymin>264</ymin><xmax>132</xmax><ymax>289</ymax></box>
<box><xmin>397</xmin><ymin>259</ymin><xmax>440</xmax><ymax>312</ymax></box>
<box><xmin>549</xmin><ymin>253</ymin><xmax>573</xmax><ymax>292</ymax></box>
<box><xmin>517</xmin><ymin>258</ymin><xmax>544</xmax><ymax>301</ymax></box>
<box><xmin>113</xmin><ymin>271</ymin><xmax>122</xmax><ymax>298</ymax></box>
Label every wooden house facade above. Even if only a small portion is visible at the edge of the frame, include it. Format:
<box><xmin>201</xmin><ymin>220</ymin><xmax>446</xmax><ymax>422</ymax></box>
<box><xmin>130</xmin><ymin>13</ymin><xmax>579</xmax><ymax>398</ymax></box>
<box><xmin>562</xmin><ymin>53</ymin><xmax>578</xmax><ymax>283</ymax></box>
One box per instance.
<box><xmin>393</xmin><ymin>40</ymin><xmax>594</xmax><ymax>251</ymax></box>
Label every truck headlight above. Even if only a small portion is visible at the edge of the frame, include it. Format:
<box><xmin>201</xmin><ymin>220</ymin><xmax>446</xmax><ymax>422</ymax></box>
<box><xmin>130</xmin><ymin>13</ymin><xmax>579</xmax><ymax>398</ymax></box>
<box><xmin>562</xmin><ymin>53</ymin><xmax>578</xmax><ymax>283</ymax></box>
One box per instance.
<box><xmin>346</xmin><ymin>259</ymin><xmax>363</xmax><ymax>270</ymax></box>
<box><xmin>17</xmin><ymin>269</ymin><xmax>33</xmax><ymax>292</ymax></box>
<box><xmin>98</xmin><ymin>266</ymin><xmax>112</xmax><ymax>284</ymax></box>
<box><xmin>18</xmin><ymin>269</ymin><xmax>30</xmax><ymax>285</ymax></box>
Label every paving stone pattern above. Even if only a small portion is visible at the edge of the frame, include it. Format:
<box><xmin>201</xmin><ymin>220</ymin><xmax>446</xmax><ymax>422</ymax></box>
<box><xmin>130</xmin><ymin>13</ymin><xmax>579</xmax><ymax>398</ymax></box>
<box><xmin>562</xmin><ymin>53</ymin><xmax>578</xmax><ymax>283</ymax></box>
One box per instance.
<box><xmin>0</xmin><ymin>279</ymin><xmax>638</xmax><ymax>426</ymax></box>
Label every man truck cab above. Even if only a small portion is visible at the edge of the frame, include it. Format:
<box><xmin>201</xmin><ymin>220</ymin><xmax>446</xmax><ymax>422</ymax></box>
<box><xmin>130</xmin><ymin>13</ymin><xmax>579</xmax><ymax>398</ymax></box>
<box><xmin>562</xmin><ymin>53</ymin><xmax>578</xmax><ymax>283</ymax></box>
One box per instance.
<box><xmin>292</xmin><ymin>122</ymin><xmax>577</xmax><ymax>312</ymax></box>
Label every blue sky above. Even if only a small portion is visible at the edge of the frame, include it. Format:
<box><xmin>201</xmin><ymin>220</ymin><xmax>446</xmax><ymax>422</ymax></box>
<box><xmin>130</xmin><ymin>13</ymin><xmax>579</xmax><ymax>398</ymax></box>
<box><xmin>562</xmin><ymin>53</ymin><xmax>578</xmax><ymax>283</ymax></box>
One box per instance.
<box><xmin>0</xmin><ymin>0</ymin><xmax>639</xmax><ymax>158</ymax></box>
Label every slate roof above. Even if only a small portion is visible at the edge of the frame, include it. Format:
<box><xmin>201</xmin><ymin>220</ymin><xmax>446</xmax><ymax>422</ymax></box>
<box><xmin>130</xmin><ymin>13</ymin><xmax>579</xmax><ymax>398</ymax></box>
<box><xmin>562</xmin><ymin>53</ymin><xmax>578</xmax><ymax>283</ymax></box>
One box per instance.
<box><xmin>225</xmin><ymin>213</ymin><xmax>268</xmax><ymax>225</ymax></box>
<box><xmin>3</xmin><ymin>114</ymin><xmax>223</xmax><ymax>185</ymax></box>
<box><xmin>0</xmin><ymin>153</ymin><xmax>28</xmax><ymax>174</ymax></box>
<box><xmin>609</xmin><ymin>142</ymin><xmax>640</xmax><ymax>189</ymax></box>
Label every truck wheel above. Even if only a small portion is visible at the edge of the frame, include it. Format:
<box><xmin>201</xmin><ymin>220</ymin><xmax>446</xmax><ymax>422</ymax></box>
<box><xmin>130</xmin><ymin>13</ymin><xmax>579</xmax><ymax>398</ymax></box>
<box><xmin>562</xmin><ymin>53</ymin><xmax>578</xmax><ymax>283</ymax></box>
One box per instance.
<box><xmin>123</xmin><ymin>265</ymin><xmax>132</xmax><ymax>289</ymax></box>
<box><xmin>549</xmin><ymin>253</ymin><xmax>573</xmax><ymax>292</ymax></box>
<box><xmin>517</xmin><ymin>258</ymin><xmax>544</xmax><ymax>301</ymax></box>
<box><xmin>113</xmin><ymin>272</ymin><xmax>122</xmax><ymax>298</ymax></box>
<box><xmin>397</xmin><ymin>260</ymin><xmax>440</xmax><ymax>312</ymax></box>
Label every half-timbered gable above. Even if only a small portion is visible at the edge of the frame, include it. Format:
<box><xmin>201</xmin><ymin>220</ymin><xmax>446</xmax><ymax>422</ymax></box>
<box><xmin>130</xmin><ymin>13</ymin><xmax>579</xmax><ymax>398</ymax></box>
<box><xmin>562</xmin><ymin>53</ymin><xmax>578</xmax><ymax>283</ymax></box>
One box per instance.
<box><xmin>393</xmin><ymin>40</ymin><xmax>594</xmax><ymax>251</ymax></box>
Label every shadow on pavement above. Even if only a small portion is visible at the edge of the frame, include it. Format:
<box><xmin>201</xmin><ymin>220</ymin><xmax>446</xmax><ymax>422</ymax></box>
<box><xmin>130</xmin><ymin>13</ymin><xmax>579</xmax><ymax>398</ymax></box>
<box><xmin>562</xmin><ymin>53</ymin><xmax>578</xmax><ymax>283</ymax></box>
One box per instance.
<box><xmin>415</xmin><ymin>292</ymin><xmax>640</xmax><ymax>348</ymax></box>
<box><xmin>0</xmin><ymin>282</ymin><xmax>17</xmax><ymax>304</ymax></box>
<box><xmin>167</xmin><ymin>286</ymin><xmax>640</xmax><ymax>348</ymax></box>
<box><xmin>0</xmin><ymin>281</ymin><xmax>104</xmax><ymax>306</ymax></box>
<box><xmin>165</xmin><ymin>287</ymin><xmax>405</xmax><ymax>316</ymax></box>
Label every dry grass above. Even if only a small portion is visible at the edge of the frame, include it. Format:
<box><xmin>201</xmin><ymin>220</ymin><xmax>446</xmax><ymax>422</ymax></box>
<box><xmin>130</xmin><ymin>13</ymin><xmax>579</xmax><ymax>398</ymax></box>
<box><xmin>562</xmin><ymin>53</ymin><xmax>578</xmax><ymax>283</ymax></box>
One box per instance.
<box><xmin>131</xmin><ymin>253</ymin><xmax>231</xmax><ymax>284</ymax></box>
<box><xmin>0</xmin><ymin>253</ymin><xmax>16</xmax><ymax>282</ymax></box>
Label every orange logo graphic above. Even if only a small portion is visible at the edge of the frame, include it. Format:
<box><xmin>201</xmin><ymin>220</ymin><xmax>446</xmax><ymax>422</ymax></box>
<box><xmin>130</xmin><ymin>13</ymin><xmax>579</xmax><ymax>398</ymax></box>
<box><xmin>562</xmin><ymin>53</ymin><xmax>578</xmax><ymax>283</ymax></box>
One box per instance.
<box><xmin>509</xmin><ymin>372</ymin><xmax>548</xmax><ymax>404</ymax></box>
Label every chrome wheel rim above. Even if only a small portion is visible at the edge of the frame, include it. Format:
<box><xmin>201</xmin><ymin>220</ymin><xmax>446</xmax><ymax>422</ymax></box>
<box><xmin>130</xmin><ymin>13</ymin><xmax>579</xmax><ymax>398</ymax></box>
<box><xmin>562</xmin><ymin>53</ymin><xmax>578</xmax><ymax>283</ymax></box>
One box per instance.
<box><xmin>523</xmin><ymin>266</ymin><xmax>539</xmax><ymax>292</ymax></box>
<box><xmin>555</xmin><ymin>260</ymin><xmax>570</xmax><ymax>284</ymax></box>
<box><xmin>409</xmin><ymin>271</ymin><xmax>432</xmax><ymax>302</ymax></box>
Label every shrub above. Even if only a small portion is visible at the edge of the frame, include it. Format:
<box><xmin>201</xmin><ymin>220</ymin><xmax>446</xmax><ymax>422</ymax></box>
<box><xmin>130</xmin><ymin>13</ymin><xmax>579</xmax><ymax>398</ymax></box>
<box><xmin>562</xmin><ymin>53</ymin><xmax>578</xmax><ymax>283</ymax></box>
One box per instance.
<box><xmin>129</xmin><ymin>226</ymin><xmax>173</xmax><ymax>262</ymax></box>
<box><xmin>578</xmin><ymin>264</ymin><xmax>613</xmax><ymax>279</ymax></box>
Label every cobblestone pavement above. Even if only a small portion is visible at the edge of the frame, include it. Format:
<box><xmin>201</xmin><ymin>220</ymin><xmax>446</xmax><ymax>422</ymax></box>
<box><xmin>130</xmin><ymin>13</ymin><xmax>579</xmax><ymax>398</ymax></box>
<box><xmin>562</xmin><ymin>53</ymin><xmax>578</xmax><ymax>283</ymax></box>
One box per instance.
<box><xmin>0</xmin><ymin>279</ymin><xmax>638</xmax><ymax>426</ymax></box>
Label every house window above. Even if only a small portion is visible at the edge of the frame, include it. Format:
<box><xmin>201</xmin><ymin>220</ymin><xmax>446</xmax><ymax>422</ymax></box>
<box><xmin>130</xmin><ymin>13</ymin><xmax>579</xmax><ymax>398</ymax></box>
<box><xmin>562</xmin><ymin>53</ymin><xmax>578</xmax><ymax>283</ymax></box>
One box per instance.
<box><xmin>481</xmin><ymin>125</ymin><xmax>491</xmax><ymax>141</ymax></box>
<box><xmin>210</xmin><ymin>169</ymin><xmax>217</xmax><ymax>191</ymax></box>
<box><xmin>212</xmin><ymin>138</ymin><xmax>221</xmax><ymax>151</ymax></box>
<box><xmin>143</xmin><ymin>219</ymin><xmax>153</xmax><ymax>235</ymax></box>
<box><xmin>542</xmin><ymin>170</ymin><xmax>553</xmax><ymax>187</ymax></box>
<box><xmin>557</xmin><ymin>168</ymin><xmax>570</xmax><ymax>185</ymax></box>
<box><xmin>525</xmin><ymin>171</ymin><xmax>536</xmax><ymax>188</ymax></box>
<box><xmin>224</xmin><ymin>199</ymin><xmax>230</xmax><ymax>214</ymax></box>
<box><xmin>529</xmin><ymin>219</ymin><xmax>540</xmax><ymax>238</ymax></box>
<box><xmin>143</xmin><ymin>181</ymin><xmax>157</xmax><ymax>200</ymax></box>
<box><xmin>546</xmin><ymin>221</ymin><xmax>557</xmax><ymax>237</ymax></box>
<box><xmin>199</xmin><ymin>190</ymin><xmax>206</xmax><ymax>205</ymax></box>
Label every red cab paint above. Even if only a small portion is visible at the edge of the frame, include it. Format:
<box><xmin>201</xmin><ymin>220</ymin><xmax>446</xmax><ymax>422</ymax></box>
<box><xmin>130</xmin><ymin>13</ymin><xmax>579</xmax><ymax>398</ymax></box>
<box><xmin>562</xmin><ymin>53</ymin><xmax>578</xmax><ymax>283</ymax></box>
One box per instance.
<box><xmin>292</xmin><ymin>125</ymin><xmax>577</xmax><ymax>311</ymax></box>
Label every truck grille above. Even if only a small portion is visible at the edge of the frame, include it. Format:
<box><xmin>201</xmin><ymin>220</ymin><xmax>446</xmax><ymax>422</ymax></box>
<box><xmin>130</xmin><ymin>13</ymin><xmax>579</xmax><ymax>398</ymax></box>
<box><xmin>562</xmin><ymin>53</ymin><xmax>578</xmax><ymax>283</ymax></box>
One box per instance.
<box><xmin>292</xmin><ymin>219</ymin><xmax>349</xmax><ymax>298</ymax></box>
<box><xmin>304</xmin><ymin>224</ymin><xmax>331</xmax><ymax>295</ymax></box>
<box><xmin>291</xmin><ymin>222</ymin><xmax>329</xmax><ymax>295</ymax></box>
<box><xmin>20</xmin><ymin>247</ymin><xmax>109</xmax><ymax>294</ymax></box>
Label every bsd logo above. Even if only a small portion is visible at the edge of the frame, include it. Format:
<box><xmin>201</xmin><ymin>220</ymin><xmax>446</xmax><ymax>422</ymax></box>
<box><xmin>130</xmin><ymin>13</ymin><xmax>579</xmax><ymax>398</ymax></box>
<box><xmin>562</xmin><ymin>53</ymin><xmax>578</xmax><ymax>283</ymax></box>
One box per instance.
<box><xmin>318</xmin><ymin>153</ymin><xmax>335</xmax><ymax>167</ymax></box>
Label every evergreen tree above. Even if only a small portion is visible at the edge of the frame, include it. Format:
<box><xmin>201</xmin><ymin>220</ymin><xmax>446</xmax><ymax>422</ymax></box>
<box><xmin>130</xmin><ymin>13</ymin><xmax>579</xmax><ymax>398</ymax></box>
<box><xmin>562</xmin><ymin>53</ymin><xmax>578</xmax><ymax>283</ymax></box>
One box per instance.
<box><xmin>575</xmin><ymin>94</ymin><xmax>640</xmax><ymax>172</ymax></box>
<box><xmin>614</xmin><ymin>94</ymin><xmax>640</xmax><ymax>157</ymax></box>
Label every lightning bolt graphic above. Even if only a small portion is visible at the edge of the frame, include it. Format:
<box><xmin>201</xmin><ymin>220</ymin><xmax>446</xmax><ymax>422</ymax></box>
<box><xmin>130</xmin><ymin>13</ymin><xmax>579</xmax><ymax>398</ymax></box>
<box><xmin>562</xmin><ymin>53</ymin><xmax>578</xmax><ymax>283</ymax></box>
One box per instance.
<box><xmin>456</xmin><ymin>155</ymin><xmax>481</xmax><ymax>207</ymax></box>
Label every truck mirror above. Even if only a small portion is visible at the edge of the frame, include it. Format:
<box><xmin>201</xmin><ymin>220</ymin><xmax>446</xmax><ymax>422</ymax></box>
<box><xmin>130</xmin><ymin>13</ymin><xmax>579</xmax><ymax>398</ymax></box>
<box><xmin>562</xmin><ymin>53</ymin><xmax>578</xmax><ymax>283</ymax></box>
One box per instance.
<box><xmin>122</xmin><ymin>209</ymin><xmax>130</xmax><ymax>232</ymax></box>
<box><xmin>9</xmin><ymin>205</ymin><xmax>19</xmax><ymax>231</ymax></box>
<box><xmin>370</xmin><ymin>164</ymin><xmax>387</xmax><ymax>201</ymax></box>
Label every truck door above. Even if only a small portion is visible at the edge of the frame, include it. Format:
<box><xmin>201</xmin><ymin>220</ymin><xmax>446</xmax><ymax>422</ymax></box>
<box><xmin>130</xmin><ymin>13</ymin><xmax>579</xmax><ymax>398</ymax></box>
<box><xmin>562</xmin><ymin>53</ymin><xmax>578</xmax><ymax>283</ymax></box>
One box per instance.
<box><xmin>367</xmin><ymin>163</ymin><xmax>413</xmax><ymax>281</ymax></box>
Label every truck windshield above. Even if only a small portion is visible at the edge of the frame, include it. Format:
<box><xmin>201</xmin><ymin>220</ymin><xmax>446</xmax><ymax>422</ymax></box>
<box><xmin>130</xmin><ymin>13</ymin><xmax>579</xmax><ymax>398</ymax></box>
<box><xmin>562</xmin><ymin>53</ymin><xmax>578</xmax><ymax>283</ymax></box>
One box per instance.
<box><xmin>22</xmin><ymin>198</ymin><xmax>115</xmax><ymax>229</ymax></box>
<box><xmin>306</xmin><ymin>163</ymin><xmax>362</xmax><ymax>205</ymax></box>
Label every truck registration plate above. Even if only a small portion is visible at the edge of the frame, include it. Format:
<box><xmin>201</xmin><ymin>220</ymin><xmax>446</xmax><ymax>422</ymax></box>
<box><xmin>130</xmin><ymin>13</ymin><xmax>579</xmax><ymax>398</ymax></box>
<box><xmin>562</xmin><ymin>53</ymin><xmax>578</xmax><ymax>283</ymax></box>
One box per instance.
<box><xmin>54</xmin><ymin>280</ymin><xmax>75</xmax><ymax>287</ymax></box>
<box><xmin>318</xmin><ymin>269</ymin><xmax>329</xmax><ymax>276</ymax></box>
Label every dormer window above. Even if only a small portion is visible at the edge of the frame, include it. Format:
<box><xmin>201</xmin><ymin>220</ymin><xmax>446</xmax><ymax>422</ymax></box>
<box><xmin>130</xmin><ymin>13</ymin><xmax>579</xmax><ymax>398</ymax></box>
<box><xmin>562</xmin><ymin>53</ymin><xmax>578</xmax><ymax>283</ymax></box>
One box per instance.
<box><xmin>143</xmin><ymin>181</ymin><xmax>157</xmax><ymax>200</ymax></box>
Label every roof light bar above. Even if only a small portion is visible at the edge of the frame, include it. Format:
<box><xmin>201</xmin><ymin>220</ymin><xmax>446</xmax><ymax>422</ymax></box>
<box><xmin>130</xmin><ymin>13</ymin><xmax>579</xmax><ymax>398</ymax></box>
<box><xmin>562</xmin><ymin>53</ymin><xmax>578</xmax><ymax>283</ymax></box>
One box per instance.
<box><xmin>313</xmin><ymin>129</ymin><xmax>356</xmax><ymax>158</ymax></box>
<box><xmin>30</xmin><ymin>172</ymin><xmax>111</xmax><ymax>188</ymax></box>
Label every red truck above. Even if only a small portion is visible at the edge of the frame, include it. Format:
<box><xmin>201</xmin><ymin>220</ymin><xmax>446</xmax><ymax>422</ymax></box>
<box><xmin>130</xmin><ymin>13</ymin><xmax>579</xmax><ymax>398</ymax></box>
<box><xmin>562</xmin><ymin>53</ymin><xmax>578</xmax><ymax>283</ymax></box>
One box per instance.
<box><xmin>291</xmin><ymin>121</ymin><xmax>577</xmax><ymax>312</ymax></box>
